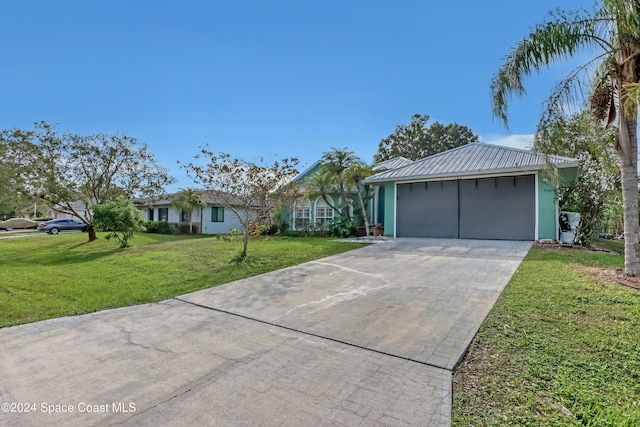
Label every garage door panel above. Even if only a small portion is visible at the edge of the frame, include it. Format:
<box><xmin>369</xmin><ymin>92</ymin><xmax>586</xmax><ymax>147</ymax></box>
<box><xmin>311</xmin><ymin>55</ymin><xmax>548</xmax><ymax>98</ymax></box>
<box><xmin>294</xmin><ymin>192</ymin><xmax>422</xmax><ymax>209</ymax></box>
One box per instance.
<box><xmin>459</xmin><ymin>176</ymin><xmax>535</xmax><ymax>240</ymax></box>
<box><xmin>397</xmin><ymin>181</ymin><xmax>458</xmax><ymax>238</ymax></box>
<box><xmin>395</xmin><ymin>175</ymin><xmax>535</xmax><ymax>241</ymax></box>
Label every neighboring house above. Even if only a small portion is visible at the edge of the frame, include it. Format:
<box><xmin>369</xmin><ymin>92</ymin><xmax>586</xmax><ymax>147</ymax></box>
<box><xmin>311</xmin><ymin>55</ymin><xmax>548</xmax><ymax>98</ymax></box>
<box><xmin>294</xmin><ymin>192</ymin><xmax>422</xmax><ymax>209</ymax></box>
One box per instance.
<box><xmin>135</xmin><ymin>190</ymin><xmax>244</xmax><ymax>235</ymax></box>
<box><xmin>364</xmin><ymin>142</ymin><xmax>579</xmax><ymax>241</ymax></box>
<box><xmin>50</xmin><ymin>201</ymin><xmax>92</xmax><ymax>220</ymax></box>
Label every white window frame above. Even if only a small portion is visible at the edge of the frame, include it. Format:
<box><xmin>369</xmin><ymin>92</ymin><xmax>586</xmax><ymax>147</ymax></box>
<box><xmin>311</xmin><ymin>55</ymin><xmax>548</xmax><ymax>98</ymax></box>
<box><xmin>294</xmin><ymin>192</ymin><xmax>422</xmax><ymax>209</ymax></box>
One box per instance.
<box><xmin>293</xmin><ymin>204</ymin><xmax>311</xmax><ymax>230</ymax></box>
<box><xmin>315</xmin><ymin>199</ymin><xmax>334</xmax><ymax>225</ymax></box>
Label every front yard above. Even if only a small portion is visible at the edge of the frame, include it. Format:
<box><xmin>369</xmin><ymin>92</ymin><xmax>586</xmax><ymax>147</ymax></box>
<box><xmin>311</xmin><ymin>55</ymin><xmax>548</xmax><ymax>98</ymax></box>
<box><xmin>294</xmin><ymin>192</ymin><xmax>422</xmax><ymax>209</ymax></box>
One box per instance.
<box><xmin>0</xmin><ymin>233</ymin><xmax>363</xmax><ymax>328</ymax></box>
<box><xmin>453</xmin><ymin>244</ymin><xmax>640</xmax><ymax>426</ymax></box>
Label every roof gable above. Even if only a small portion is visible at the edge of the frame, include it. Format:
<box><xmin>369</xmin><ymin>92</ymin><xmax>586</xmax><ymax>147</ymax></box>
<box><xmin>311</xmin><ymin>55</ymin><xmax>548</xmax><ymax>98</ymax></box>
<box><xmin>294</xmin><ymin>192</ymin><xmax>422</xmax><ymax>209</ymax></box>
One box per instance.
<box><xmin>365</xmin><ymin>142</ymin><xmax>579</xmax><ymax>183</ymax></box>
<box><xmin>374</xmin><ymin>156</ymin><xmax>414</xmax><ymax>171</ymax></box>
<box><xmin>292</xmin><ymin>161</ymin><xmax>322</xmax><ymax>182</ymax></box>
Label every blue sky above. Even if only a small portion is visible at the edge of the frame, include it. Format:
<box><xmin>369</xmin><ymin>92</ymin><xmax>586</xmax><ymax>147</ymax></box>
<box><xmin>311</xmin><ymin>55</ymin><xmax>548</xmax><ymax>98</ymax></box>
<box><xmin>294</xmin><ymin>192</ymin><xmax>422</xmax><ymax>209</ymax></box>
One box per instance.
<box><xmin>1</xmin><ymin>0</ymin><xmax>593</xmax><ymax>191</ymax></box>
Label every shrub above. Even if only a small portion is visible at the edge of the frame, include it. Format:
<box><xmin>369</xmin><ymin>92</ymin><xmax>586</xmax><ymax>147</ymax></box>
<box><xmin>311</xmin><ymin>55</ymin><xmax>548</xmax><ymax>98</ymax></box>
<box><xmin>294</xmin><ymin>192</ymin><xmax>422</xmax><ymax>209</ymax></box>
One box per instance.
<box><xmin>176</xmin><ymin>223</ymin><xmax>191</xmax><ymax>234</ymax></box>
<box><xmin>325</xmin><ymin>217</ymin><xmax>357</xmax><ymax>238</ymax></box>
<box><xmin>146</xmin><ymin>221</ymin><xmax>173</xmax><ymax>234</ymax></box>
<box><xmin>93</xmin><ymin>199</ymin><xmax>147</xmax><ymax>248</ymax></box>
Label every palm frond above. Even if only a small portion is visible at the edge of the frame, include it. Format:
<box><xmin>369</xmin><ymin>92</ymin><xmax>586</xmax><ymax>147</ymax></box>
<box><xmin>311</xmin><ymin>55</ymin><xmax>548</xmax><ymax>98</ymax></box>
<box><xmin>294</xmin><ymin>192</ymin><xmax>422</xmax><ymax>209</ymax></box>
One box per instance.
<box><xmin>539</xmin><ymin>52</ymin><xmax>612</xmax><ymax>128</ymax></box>
<box><xmin>491</xmin><ymin>8</ymin><xmax>612</xmax><ymax>127</ymax></box>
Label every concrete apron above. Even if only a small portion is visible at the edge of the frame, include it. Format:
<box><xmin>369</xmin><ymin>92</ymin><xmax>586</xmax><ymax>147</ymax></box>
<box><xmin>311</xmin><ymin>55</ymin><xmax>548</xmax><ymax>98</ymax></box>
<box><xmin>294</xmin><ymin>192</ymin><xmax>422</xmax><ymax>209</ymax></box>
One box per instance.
<box><xmin>0</xmin><ymin>238</ymin><xmax>531</xmax><ymax>426</ymax></box>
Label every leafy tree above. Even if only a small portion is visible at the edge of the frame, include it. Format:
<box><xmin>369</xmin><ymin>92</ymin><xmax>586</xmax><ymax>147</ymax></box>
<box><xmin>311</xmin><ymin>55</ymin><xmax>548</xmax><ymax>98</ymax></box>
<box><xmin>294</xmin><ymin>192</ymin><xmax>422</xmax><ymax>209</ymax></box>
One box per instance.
<box><xmin>181</xmin><ymin>149</ymin><xmax>299</xmax><ymax>258</ymax></box>
<box><xmin>2</xmin><ymin>122</ymin><xmax>174</xmax><ymax>242</ymax></box>
<box><xmin>171</xmin><ymin>189</ymin><xmax>207</xmax><ymax>234</ymax></box>
<box><xmin>0</xmin><ymin>135</ymin><xmax>31</xmax><ymax>219</ymax></box>
<box><xmin>535</xmin><ymin>111</ymin><xmax>619</xmax><ymax>245</ymax></box>
<box><xmin>491</xmin><ymin>1</ymin><xmax>640</xmax><ymax>273</ymax></box>
<box><xmin>374</xmin><ymin>114</ymin><xmax>479</xmax><ymax>162</ymax></box>
<box><xmin>93</xmin><ymin>198</ymin><xmax>147</xmax><ymax>248</ymax></box>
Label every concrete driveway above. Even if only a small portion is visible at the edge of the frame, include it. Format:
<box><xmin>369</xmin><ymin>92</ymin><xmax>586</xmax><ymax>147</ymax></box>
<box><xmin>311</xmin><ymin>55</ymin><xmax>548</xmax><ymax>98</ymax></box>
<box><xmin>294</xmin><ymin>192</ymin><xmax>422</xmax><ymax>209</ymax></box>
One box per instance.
<box><xmin>0</xmin><ymin>238</ymin><xmax>531</xmax><ymax>426</ymax></box>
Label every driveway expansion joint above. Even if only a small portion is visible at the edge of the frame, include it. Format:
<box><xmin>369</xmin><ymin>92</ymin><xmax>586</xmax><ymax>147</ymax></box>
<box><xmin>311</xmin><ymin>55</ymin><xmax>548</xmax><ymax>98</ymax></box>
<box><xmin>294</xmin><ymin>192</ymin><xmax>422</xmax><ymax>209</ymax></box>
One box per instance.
<box><xmin>173</xmin><ymin>296</ymin><xmax>453</xmax><ymax>372</ymax></box>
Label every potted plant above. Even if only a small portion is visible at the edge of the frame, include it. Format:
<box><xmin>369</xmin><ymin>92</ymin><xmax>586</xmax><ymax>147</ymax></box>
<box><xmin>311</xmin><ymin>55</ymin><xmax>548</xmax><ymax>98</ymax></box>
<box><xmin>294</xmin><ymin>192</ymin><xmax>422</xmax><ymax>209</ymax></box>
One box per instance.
<box><xmin>372</xmin><ymin>223</ymin><xmax>384</xmax><ymax>237</ymax></box>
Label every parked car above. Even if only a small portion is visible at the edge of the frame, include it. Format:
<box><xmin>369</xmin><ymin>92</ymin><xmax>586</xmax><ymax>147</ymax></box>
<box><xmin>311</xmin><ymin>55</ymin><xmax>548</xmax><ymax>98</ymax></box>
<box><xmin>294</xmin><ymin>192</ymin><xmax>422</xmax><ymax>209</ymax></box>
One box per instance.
<box><xmin>0</xmin><ymin>218</ymin><xmax>39</xmax><ymax>230</ymax></box>
<box><xmin>37</xmin><ymin>219</ymin><xmax>87</xmax><ymax>234</ymax></box>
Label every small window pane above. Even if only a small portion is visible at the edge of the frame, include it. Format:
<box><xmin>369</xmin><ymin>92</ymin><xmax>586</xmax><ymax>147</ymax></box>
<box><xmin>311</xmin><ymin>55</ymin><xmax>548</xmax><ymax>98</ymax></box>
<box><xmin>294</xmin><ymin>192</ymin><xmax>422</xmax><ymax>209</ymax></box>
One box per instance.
<box><xmin>211</xmin><ymin>207</ymin><xmax>224</xmax><ymax>222</ymax></box>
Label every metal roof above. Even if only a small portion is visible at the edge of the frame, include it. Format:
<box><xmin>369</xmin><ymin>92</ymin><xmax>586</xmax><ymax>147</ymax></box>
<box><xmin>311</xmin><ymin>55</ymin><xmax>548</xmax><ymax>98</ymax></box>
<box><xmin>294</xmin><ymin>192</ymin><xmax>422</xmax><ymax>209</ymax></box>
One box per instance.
<box><xmin>374</xmin><ymin>156</ymin><xmax>414</xmax><ymax>171</ymax></box>
<box><xmin>365</xmin><ymin>142</ymin><xmax>579</xmax><ymax>183</ymax></box>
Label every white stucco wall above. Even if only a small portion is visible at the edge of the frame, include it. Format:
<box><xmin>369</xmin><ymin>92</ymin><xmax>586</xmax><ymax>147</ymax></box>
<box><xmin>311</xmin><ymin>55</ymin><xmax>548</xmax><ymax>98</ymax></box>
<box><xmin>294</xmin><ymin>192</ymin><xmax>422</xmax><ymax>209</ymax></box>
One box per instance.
<box><xmin>200</xmin><ymin>206</ymin><xmax>244</xmax><ymax>235</ymax></box>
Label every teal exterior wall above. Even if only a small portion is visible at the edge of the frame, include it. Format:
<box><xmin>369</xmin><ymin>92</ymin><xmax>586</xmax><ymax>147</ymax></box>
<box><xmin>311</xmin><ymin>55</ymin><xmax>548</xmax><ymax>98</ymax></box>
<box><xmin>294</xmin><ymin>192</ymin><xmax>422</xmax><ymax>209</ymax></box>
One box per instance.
<box><xmin>376</xmin><ymin>186</ymin><xmax>385</xmax><ymax>225</ymax></box>
<box><xmin>383</xmin><ymin>182</ymin><xmax>395</xmax><ymax>236</ymax></box>
<box><xmin>538</xmin><ymin>175</ymin><xmax>557</xmax><ymax>240</ymax></box>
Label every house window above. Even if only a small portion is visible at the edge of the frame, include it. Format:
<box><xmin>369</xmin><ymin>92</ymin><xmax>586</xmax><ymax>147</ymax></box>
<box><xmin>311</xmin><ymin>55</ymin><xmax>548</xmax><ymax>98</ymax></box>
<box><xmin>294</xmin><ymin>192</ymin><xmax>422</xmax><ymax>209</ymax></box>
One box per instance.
<box><xmin>315</xmin><ymin>201</ymin><xmax>334</xmax><ymax>224</ymax></box>
<box><xmin>148</xmin><ymin>208</ymin><xmax>154</xmax><ymax>221</ymax></box>
<box><xmin>211</xmin><ymin>206</ymin><xmax>224</xmax><ymax>222</ymax></box>
<box><xmin>339</xmin><ymin>197</ymin><xmax>354</xmax><ymax>219</ymax></box>
<box><xmin>180</xmin><ymin>211</ymin><xmax>190</xmax><ymax>222</ymax></box>
<box><xmin>294</xmin><ymin>206</ymin><xmax>310</xmax><ymax>229</ymax></box>
<box><xmin>158</xmin><ymin>208</ymin><xmax>168</xmax><ymax>221</ymax></box>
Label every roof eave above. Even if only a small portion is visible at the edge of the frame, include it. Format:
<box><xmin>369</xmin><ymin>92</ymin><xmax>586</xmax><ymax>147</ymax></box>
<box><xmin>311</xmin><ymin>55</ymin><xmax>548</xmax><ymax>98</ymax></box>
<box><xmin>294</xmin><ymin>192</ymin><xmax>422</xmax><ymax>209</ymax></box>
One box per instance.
<box><xmin>364</xmin><ymin>161</ymin><xmax>580</xmax><ymax>184</ymax></box>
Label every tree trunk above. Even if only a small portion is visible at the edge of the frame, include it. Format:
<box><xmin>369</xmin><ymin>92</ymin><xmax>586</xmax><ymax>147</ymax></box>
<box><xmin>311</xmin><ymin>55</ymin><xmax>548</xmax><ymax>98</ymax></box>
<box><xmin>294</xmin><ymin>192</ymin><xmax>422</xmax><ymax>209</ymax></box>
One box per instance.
<box><xmin>87</xmin><ymin>224</ymin><xmax>97</xmax><ymax>242</ymax></box>
<box><xmin>618</xmin><ymin>116</ymin><xmax>640</xmax><ymax>274</ymax></box>
<box><xmin>321</xmin><ymin>194</ymin><xmax>342</xmax><ymax>217</ymax></box>
<box><xmin>356</xmin><ymin>189</ymin><xmax>371</xmax><ymax>237</ymax></box>
<box><xmin>616</xmin><ymin>49</ymin><xmax>640</xmax><ymax>274</ymax></box>
<box><xmin>242</xmin><ymin>232</ymin><xmax>249</xmax><ymax>259</ymax></box>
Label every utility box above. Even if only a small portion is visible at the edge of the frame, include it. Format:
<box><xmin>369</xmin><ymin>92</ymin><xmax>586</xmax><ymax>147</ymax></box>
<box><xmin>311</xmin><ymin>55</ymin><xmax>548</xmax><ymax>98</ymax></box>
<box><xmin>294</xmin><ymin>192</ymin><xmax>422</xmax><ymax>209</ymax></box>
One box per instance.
<box><xmin>559</xmin><ymin>211</ymin><xmax>580</xmax><ymax>244</ymax></box>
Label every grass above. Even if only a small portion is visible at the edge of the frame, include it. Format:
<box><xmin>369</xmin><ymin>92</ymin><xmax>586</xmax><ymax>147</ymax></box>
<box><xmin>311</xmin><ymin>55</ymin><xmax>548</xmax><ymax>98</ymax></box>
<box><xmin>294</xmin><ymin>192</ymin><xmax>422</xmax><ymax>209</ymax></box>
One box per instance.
<box><xmin>0</xmin><ymin>232</ymin><xmax>363</xmax><ymax>328</ymax></box>
<box><xmin>452</xmin><ymin>245</ymin><xmax>640</xmax><ymax>426</ymax></box>
<box><xmin>593</xmin><ymin>238</ymin><xmax>625</xmax><ymax>254</ymax></box>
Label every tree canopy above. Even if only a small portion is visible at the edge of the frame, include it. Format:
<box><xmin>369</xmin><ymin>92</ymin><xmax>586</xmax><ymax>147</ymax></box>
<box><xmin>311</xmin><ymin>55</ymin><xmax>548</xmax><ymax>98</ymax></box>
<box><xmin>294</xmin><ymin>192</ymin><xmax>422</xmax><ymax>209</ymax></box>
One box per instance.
<box><xmin>171</xmin><ymin>189</ymin><xmax>207</xmax><ymax>234</ymax></box>
<box><xmin>373</xmin><ymin>114</ymin><xmax>479</xmax><ymax>163</ymax></box>
<box><xmin>535</xmin><ymin>111</ymin><xmax>619</xmax><ymax>245</ymax></box>
<box><xmin>180</xmin><ymin>149</ymin><xmax>300</xmax><ymax>258</ymax></box>
<box><xmin>93</xmin><ymin>198</ymin><xmax>148</xmax><ymax>248</ymax></box>
<box><xmin>1</xmin><ymin>122</ymin><xmax>174</xmax><ymax>241</ymax></box>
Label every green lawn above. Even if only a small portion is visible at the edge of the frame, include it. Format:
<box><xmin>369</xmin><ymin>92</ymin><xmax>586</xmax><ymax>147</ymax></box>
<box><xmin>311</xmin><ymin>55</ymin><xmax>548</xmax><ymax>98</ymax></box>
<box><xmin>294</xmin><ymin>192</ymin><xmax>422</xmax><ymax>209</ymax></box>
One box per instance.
<box><xmin>0</xmin><ymin>232</ymin><xmax>363</xmax><ymax>328</ymax></box>
<box><xmin>453</xmin><ymin>245</ymin><xmax>640</xmax><ymax>426</ymax></box>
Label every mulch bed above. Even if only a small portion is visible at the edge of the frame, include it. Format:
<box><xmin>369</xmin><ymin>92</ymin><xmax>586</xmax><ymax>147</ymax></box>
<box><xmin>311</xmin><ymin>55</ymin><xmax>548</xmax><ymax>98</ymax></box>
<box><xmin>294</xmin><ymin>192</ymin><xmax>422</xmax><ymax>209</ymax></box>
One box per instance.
<box><xmin>574</xmin><ymin>265</ymin><xmax>640</xmax><ymax>292</ymax></box>
<box><xmin>535</xmin><ymin>241</ymin><xmax>640</xmax><ymax>292</ymax></box>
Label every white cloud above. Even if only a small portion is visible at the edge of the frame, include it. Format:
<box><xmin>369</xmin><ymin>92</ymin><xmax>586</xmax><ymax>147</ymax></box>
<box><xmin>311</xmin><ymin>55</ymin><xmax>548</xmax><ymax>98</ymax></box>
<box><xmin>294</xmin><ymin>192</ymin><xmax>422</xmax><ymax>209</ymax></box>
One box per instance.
<box><xmin>481</xmin><ymin>134</ymin><xmax>535</xmax><ymax>150</ymax></box>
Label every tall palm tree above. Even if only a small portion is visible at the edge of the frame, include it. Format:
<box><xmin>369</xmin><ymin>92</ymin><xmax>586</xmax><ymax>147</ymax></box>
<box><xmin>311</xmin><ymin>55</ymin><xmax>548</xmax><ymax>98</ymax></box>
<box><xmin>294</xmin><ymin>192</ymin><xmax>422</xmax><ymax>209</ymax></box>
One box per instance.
<box><xmin>171</xmin><ymin>189</ymin><xmax>207</xmax><ymax>234</ymax></box>
<box><xmin>343</xmin><ymin>161</ymin><xmax>381</xmax><ymax>237</ymax></box>
<box><xmin>320</xmin><ymin>147</ymin><xmax>359</xmax><ymax>219</ymax></box>
<box><xmin>491</xmin><ymin>0</ymin><xmax>640</xmax><ymax>273</ymax></box>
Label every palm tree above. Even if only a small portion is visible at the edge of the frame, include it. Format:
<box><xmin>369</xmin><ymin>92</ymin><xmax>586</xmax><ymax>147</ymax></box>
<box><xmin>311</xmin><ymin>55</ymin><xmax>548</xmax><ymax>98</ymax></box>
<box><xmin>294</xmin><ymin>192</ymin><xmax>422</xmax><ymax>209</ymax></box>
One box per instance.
<box><xmin>343</xmin><ymin>161</ymin><xmax>381</xmax><ymax>237</ymax></box>
<box><xmin>303</xmin><ymin>169</ymin><xmax>342</xmax><ymax>217</ymax></box>
<box><xmin>491</xmin><ymin>0</ymin><xmax>640</xmax><ymax>273</ymax></box>
<box><xmin>171</xmin><ymin>189</ymin><xmax>207</xmax><ymax>234</ymax></box>
<box><xmin>320</xmin><ymin>147</ymin><xmax>359</xmax><ymax>219</ymax></box>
